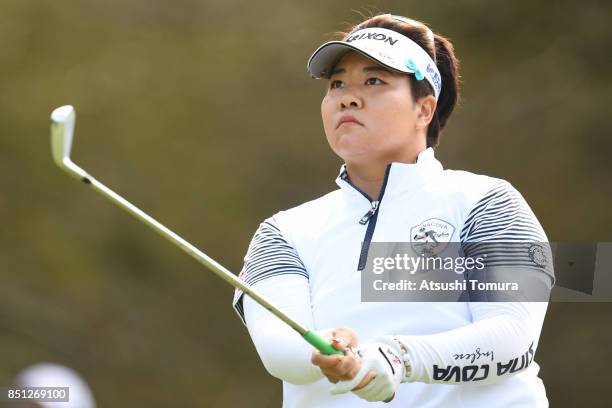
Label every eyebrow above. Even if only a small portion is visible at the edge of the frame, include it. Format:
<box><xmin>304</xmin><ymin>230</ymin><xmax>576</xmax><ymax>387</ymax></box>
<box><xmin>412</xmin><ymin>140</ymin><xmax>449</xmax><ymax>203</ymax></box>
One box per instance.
<box><xmin>330</xmin><ymin>66</ymin><xmax>392</xmax><ymax>76</ymax></box>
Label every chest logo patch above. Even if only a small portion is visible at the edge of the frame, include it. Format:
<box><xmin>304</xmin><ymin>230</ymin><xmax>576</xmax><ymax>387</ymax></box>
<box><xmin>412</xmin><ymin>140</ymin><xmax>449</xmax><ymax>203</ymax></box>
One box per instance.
<box><xmin>410</xmin><ymin>218</ymin><xmax>455</xmax><ymax>255</ymax></box>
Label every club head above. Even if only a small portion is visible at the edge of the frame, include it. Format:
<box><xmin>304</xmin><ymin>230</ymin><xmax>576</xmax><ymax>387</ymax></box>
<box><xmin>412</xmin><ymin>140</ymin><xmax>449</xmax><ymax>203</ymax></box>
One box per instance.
<box><xmin>50</xmin><ymin>105</ymin><xmax>76</xmax><ymax>168</ymax></box>
<box><xmin>50</xmin><ymin>105</ymin><xmax>90</xmax><ymax>181</ymax></box>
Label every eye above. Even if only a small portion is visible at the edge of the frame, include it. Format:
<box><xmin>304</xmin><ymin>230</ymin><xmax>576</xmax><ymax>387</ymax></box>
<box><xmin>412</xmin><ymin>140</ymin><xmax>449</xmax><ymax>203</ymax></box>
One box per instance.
<box><xmin>365</xmin><ymin>77</ymin><xmax>386</xmax><ymax>85</ymax></box>
<box><xmin>329</xmin><ymin>80</ymin><xmax>344</xmax><ymax>89</ymax></box>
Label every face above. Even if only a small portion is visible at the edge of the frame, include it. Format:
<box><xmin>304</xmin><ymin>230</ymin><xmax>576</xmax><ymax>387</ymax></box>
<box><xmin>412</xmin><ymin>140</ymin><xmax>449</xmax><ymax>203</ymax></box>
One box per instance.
<box><xmin>321</xmin><ymin>51</ymin><xmax>432</xmax><ymax>166</ymax></box>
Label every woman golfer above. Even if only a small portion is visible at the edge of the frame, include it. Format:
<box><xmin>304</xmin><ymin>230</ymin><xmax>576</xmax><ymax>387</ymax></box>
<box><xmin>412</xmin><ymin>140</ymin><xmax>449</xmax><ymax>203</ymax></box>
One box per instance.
<box><xmin>232</xmin><ymin>13</ymin><xmax>554</xmax><ymax>407</ymax></box>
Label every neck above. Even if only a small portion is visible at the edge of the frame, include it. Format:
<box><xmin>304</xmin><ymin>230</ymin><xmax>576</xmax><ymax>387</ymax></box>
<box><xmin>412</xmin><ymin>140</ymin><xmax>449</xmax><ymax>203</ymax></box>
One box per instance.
<box><xmin>345</xmin><ymin>152</ymin><xmax>421</xmax><ymax>199</ymax></box>
<box><xmin>344</xmin><ymin>146</ymin><xmax>427</xmax><ymax>199</ymax></box>
<box><xmin>345</xmin><ymin>161</ymin><xmax>388</xmax><ymax>199</ymax></box>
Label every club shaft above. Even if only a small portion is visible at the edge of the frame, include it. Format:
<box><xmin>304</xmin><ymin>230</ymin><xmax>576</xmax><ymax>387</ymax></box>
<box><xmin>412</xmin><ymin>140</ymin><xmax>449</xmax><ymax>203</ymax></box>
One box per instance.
<box><xmin>62</xmin><ymin>159</ymin><xmax>309</xmax><ymax>335</ymax></box>
<box><xmin>50</xmin><ymin>106</ymin><xmax>342</xmax><ymax>356</ymax></box>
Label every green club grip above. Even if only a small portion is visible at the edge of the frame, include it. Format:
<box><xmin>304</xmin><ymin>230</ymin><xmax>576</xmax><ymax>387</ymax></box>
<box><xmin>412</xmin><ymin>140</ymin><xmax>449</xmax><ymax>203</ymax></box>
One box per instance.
<box><xmin>303</xmin><ymin>330</ymin><xmax>344</xmax><ymax>356</ymax></box>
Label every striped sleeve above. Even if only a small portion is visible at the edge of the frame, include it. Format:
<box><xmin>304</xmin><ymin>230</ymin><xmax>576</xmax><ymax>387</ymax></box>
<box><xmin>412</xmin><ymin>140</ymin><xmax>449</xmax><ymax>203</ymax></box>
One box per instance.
<box><xmin>396</xmin><ymin>181</ymin><xmax>553</xmax><ymax>386</ymax></box>
<box><xmin>459</xmin><ymin>180</ymin><xmax>554</xmax><ymax>279</ymax></box>
<box><xmin>232</xmin><ymin>216</ymin><xmax>309</xmax><ymax>324</ymax></box>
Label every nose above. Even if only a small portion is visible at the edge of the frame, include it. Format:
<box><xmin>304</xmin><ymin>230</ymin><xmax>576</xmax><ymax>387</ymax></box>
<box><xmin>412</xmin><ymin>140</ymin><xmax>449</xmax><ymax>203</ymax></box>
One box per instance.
<box><xmin>339</xmin><ymin>90</ymin><xmax>363</xmax><ymax>110</ymax></box>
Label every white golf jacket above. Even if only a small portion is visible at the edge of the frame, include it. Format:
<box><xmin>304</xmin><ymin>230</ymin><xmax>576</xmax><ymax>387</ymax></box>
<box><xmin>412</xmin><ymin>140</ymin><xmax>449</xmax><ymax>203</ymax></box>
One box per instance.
<box><xmin>232</xmin><ymin>148</ymin><xmax>554</xmax><ymax>407</ymax></box>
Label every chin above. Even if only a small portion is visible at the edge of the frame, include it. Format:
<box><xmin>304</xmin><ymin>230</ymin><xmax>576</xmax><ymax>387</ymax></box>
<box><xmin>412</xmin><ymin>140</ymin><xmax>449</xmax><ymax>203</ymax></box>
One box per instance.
<box><xmin>335</xmin><ymin>147</ymin><xmax>378</xmax><ymax>164</ymax></box>
<box><xmin>328</xmin><ymin>134</ymin><xmax>381</xmax><ymax>162</ymax></box>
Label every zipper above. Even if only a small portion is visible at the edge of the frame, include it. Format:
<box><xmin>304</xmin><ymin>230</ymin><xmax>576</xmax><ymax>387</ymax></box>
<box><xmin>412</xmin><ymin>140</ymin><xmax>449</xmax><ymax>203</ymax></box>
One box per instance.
<box><xmin>359</xmin><ymin>201</ymin><xmax>379</xmax><ymax>225</ymax></box>
<box><xmin>342</xmin><ymin>165</ymin><xmax>392</xmax><ymax>271</ymax></box>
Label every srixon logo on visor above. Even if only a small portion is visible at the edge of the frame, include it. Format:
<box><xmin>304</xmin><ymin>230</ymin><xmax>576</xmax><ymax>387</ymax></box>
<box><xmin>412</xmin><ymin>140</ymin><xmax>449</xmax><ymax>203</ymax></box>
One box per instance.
<box><xmin>345</xmin><ymin>32</ymin><xmax>399</xmax><ymax>46</ymax></box>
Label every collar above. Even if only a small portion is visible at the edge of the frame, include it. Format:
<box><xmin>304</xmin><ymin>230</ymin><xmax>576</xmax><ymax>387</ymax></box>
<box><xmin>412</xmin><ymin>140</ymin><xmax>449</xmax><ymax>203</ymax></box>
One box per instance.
<box><xmin>335</xmin><ymin>148</ymin><xmax>444</xmax><ymax>200</ymax></box>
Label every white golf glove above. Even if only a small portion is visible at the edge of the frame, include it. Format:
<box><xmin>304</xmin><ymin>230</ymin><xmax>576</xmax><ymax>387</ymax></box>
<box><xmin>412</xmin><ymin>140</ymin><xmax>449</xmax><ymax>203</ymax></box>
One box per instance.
<box><xmin>330</xmin><ymin>336</ymin><xmax>406</xmax><ymax>402</ymax></box>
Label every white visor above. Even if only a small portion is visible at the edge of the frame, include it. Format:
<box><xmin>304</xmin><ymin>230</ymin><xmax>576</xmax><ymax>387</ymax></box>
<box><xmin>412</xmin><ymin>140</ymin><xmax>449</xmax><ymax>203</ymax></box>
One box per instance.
<box><xmin>307</xmin><ymin>27</ymin><xmax>442</xmax><ymax>100</ymax></box>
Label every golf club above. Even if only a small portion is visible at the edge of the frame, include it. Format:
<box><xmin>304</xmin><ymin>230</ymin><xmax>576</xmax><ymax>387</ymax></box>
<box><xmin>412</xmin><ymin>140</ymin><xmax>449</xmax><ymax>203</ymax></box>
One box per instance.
<box><xmin>49</xmin><ymin>105</ymin><xmax>342</xmax><ymax>356</ymax></box>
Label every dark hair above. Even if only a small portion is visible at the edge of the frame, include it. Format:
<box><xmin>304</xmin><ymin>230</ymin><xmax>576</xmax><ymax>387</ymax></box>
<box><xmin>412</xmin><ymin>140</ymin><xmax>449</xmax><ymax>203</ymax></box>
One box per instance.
<box><xmin>337</xmin><ymin>14</ymin><xmax>461</xmax><ymax>148</ymax></box>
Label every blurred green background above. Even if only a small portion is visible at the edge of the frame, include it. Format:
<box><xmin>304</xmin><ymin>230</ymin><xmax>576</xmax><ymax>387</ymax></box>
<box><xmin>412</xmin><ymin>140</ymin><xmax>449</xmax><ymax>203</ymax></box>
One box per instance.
<box><xmin>1</xmin><ymin>0</ymin><xmax>611</xmax><ymax>406</ymax></box>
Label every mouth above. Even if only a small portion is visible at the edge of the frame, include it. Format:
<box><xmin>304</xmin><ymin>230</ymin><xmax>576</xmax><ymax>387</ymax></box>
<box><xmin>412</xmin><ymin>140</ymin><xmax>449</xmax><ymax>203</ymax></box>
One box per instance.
<box><xmin>336</xmin><ymin>116</ymin><xmax>363</xmax><ymax>129</ymax></box>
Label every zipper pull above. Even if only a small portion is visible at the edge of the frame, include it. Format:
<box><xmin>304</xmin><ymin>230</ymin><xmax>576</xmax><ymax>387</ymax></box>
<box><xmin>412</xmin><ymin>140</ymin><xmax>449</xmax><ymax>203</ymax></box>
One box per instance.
<box><xmin>359</xmin><ymin>201</ymin><xmax>379</xmax><ymax>225</ymax></box>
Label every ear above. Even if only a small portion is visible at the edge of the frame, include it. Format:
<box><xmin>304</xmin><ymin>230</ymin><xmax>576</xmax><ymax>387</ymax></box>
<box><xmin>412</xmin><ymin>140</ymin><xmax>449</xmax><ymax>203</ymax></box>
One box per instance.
<box><xmin>415</xmin><ymin>95</ymin><xmax>437</xmax><ymax>130</ymax></box>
